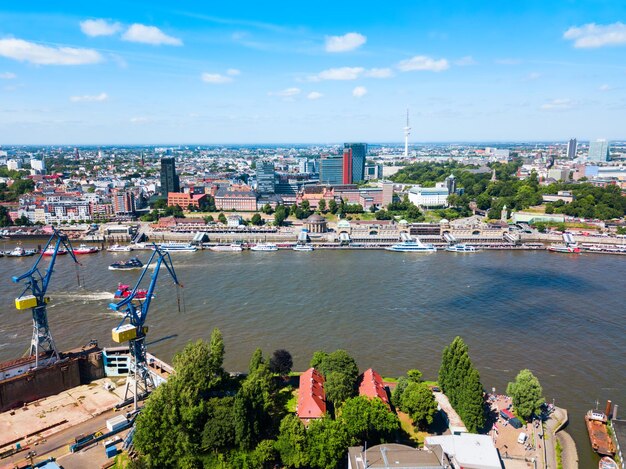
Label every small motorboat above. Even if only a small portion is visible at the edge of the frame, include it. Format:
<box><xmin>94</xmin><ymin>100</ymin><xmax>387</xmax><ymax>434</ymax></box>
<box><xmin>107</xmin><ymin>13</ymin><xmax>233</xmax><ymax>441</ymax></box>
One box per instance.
<box><xmin>4</xmin><ymin>246</ymin><xmax>38</xmax><ymax>257</ymax></box>
<box><xmin>73</xmin><ymin>244</ymin><xmax>99</xmax><ymax>255</ymax></box>
<box><xmin>114</xmin><ymin>283</ymin><xmax>149</xmax><ymax>300</ymax></box>
<box><xmin>599</xmin><ymin>456</ymin><xmax>618</xmax><ymax>469</ymax></box>
<box><xmin>108</xmin><ymin>244</ymin><xmax>133</xmax><ymax>252</ymax></box>
<box><xmin>109</xmin><ymin>257</ymin><xmax>144</xmax><ymax>271</ymax></box>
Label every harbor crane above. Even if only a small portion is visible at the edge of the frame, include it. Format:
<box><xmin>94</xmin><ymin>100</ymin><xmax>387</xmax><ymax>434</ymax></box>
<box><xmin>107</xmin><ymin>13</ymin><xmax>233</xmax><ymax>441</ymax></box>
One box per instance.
<box><xmin>109</xmin><ymin>245</ymin><xmax>182</xmax><ymax>410</ymax></box>
<box><xmin>12</xmin><ymin>229</ymin><xmax>80</xmax><ymax>369</ymax></box>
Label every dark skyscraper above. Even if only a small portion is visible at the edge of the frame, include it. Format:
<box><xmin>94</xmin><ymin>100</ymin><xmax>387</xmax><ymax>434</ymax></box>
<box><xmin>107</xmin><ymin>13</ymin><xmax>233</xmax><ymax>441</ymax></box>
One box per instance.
<box><xmin>319</xmin><ymin>155</ymin><xmax>343</xmax><ymax>185</ymax></box>
<box><xmin>567</xmin><ymin>138</ymin><xmax>577</xmax><ymax>159</ymax></box>
<box><xmin>344</xmin><ymin>143</ymin><xmax>367</xmax><ymax>183</ymax></box>
<box><xmin>256</xmin><ymin>160</ymin><xmax>276</xmax><ymax>194</ymax></box>
<box><xmin>160</xmin><ymin>157</ymin><xmax>180</xmax><ymax>196</ymax></box>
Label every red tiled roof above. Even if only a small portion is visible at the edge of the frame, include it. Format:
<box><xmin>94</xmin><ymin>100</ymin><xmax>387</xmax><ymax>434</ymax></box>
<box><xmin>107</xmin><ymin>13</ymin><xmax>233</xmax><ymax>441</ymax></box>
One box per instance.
<box><xmin>358</xmin><ymin>368</ymin><xmax>390</xmax><ymax>407</ymax></box>
<box><xmin>297</xmin><ymin>367</ymin><xmax>326</xmax><ymax>421</ymax></box>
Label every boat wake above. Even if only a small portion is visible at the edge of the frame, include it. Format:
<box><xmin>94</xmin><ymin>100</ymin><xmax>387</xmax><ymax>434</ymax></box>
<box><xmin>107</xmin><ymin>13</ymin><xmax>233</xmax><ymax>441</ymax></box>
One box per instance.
<box><xmin>52</xmin><ymin>291</ymin><xmax>115</xmax><ymax>301</ymax></box>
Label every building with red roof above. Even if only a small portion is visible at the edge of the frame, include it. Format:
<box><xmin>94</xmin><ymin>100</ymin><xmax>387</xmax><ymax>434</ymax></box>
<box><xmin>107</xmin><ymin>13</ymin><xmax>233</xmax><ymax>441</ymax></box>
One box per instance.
<box><xmin>296</xmin><ymin>367</ymin><xmax>326</xmax><ymax>423</ymax></box>
<box><xmin>358</xmin><ymin>368</ymin><xmax>390</xmax><ymax>408</ymax></box>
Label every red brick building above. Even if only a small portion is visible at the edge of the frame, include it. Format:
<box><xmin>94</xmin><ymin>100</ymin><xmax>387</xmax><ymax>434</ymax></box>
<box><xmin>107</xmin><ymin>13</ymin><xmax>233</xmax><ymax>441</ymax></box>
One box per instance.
<box><xmin>357</xmin><ymin>368</ymin><xmax>390</xmax><ymax>408</ymax></box>
<box><xmin>297</xmin><ymin>367</ymin><xmax>326</xmax><ymax>424</ymax></box>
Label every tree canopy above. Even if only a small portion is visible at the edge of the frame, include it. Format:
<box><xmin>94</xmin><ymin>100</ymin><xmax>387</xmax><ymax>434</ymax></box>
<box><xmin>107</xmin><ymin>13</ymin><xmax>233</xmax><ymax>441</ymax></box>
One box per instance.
<box><xmin>506</xmin><ymin>369</ymin><xmax>545</xmax><ymax>421</ymax></box>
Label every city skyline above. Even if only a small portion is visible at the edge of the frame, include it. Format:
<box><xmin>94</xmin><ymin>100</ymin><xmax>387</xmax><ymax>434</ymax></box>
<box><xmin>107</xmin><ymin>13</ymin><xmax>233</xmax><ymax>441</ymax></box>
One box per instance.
<box><xmin>1</xmin><ymin>1</ymin><xmax>626</xmax><ymax>144</ymax></box>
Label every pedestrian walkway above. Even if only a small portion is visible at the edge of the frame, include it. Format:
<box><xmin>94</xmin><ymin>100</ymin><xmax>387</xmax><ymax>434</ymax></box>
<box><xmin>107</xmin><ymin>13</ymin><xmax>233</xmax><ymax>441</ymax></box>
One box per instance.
<box><xmin>544</xmin><ymin>406</ymin><xmax>578</xmax><ymax>469</ymax></box>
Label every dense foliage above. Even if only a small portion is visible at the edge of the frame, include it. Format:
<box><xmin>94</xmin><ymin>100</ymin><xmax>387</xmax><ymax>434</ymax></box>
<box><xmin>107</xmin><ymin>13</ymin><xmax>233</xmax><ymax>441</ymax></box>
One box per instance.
<box><xmin>438</xmin><ymin>337</ymin><xmax>486</xmax><ymax>433</ymax></box>
<box><xmin>543</xmin><ymin>183</ymin><xmax>626</xmax><ymax>220</ymax></box>
<box><xmin>390</xmin><ymin>369</ymin><xmax>437</xmax><ymax>429</ymax></box>
<box><xmin>506</xmin><ymin>369</ymin><xmax>545</xmax><ymax>421</ymax></box>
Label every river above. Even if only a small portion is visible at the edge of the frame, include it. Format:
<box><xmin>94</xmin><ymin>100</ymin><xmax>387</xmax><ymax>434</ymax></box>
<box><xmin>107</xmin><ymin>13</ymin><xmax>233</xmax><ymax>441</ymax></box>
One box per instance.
<box><xmin>1</xmin><ymin>245</ymin><xmax>624</xmax><ymax>467</ymax></box>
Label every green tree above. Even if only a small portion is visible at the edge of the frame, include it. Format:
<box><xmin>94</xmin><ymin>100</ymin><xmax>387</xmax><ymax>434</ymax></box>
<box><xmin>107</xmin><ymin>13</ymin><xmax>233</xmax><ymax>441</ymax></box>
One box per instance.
<box><xmin>506</xmin><ymin>369</ymin><xmax>545</xmax><ymax>421</ymax></box>
<box><xmin>0</xmin><ymin>205</ymin><xmax>11</xmax><ymax>227</ymax></box>
<box><xmin>400</xmin><ymin>382</ymin><xmax>438</xmax><ymax>429</ymax></box>
<box><xmin>306</xmin><ymin>417</ymin><xmax>349</xmax><ymax>469</ymax></box>
<box><xmin>201</xmin><ymin>397</ymin><xmax>236</xmax><ymax>453</ymax></box>
<box><xmin>318</xmin><ymin>199</ymin><xmax>327</xmax><ymax>213</ymax></box>
<box><xmin>391</xmin><ymin>376</ymin><xmax>409</xmax><ymax>409</ymax></box>
<box><xmin>325</xmin><ymin>371</ymin><xmax>355</xmax><ymax>408</ymax></box>
<box><xmin>251</xmin><ymin>213</ymin><xmax>264</xmax><ymax>225</ymax></box>
<box><xmin>209</xmin><ymin>328</ymin><xmax>226</xmax><ymax>381</ymax></box>
<box><xmin>328</xmin><ymin>199</ymin><xmax>338</xmax><ymax>214</ymax></box>
<box><xmin>249</xmin><ymin>348</ymin><xmax>264</xmax><ymax>374</ymax></box>
<box><xmin>340</xmin><ymin>396</ymin><xmax>399</xmax><ymax>444</ymax></box>
<box><xmin>262</xmin><ymin>203</ymin><xmax>274</xmax><ymax>215</ymax></box>
<box><xmin>275</xmin><ymin>414</ymin><xmax>309</xmax><ymax>468</ymax></box>
<box><xmin>310</xmin><ymin>351</ymin><xmax>329</xmax><ymax>370</ymax></box>
<box><xmin>218</xmin><ymin>212</ymin><xmax>227</xmax><ymax>224</ymax></box>
<box><xmin>274</xmin><ymin>205</ymin><xmax>288</xmax><ymax>226</ymax></box>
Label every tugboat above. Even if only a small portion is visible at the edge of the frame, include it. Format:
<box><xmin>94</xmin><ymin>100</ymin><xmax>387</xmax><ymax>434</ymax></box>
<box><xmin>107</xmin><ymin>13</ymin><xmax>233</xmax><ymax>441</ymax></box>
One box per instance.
<box><xmin>114</xmin><ymin>283</ymin><xmax>149</xmax><ymax>300</ymax></box>
<box><xmin>109</xmin><ymin>257</ymin><xmax>144</xmax><ymax>271</ymax></box>
<box><xmin>585</xmin><ymin>401</ymin><xmax>616</xmax><ymax>457</ymax></box>
<box><xmin>73</xmin><ymin>244</ymin><xmax>99</xmax><ymax>255</ymax></box>
<box><xmin>43</xmin><ymin>246</ymin><xmax>67</xmax><ymax>256</ymax></box>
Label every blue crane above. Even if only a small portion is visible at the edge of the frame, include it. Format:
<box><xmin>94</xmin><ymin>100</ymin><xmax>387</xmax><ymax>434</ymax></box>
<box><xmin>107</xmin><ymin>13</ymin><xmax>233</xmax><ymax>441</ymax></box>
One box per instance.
<box><xmin>12</xmin><ymin>229</ymin><xmax>80</xmax><ymax>369</ymax></box>
<box><xmin>108</xmin><ymin>244</ymin><xmax>182</xmax><ymax>409</ymax></box>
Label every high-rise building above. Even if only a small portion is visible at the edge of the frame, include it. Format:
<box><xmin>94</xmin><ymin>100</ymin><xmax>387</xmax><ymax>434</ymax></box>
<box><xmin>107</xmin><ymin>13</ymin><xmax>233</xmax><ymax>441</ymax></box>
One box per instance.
<box><xmin>444</xmin><ymin>174</ymin><xmax>457</xmax><ymax>194</ymax></box>
<box><xmin>112</xmin><ymin>189</ymin><xmax>136</xmax><ymax>215</ymax></box>
<box><xmin>256</xmin><ymin>160</ymin><xmax>276</xmax><ymax>194</ymax></box>
<box><xmin>588</xmin><ymin>139</ymin><xmax>610</xmax><ymax>162</ymax></box>
<box><xmin>319</xmin><ymin>155</ymin><xmax>343</xmax><ymax>185</ymax></box>
<box><xmin>160</xmin><ymin>157</ymin><xmax>180</xmax><ymax>196</ymax></box>
<box><xmin>342</xmin><ymin>148</ymin><xmax>353</xmax><ymax>184</ymax></box>
<box><xmin>344</xmin><ymin>143</ymin><xmax>367</xmax><ymax>183</ymax></box>
<box><xmin>566</xmin><ymin>138</ymin><xmax>577</xmax><ymax>159</ymax></box>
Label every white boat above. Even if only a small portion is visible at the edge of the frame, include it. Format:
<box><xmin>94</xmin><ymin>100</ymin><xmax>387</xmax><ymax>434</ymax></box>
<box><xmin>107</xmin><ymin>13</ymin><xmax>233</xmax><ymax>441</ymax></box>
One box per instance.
<box><xmin>445</xmin><ymin>244</ymin><xmax>477</xmax><ymax>253</ymax></box>
<box><xmin>108</xmin><ymin>244</ymin><xmax>133</xmax><ymax>252</ymax></box>
<box><xmin>548</xmin><ymin>244</ymin><xmax>581</xmax><ymax>253</ymax></box>
<box><xmin>210</xmin><ymin>243</ymin><xmax>243</xmax><ymax>252</ymax></box>
<box><xmin>156</xmin><ymin>242</ymin><xmax>197</xmax><ymax>252</ymax></box>
<box><xmin>4</xmin><ymin>246</ymin><xmax>37</xmax><ymax>257</ymax></box>
<box><xmin>293</xmin><ymin>244</ymin><xmax>314</xmax><ymax>252</ymax></box>
<box><xmin>73</xmin><ymin>244</ymin><xmax>99</xmax><ymax>255</ymax></box>
<box><xmin>386</xmin><ymin>239</ymin><xmax>436</xmax><ymax>253</ymax></box>
<box><xmin>250</xmin><ymin>243</ymin><xmax>279</xmax><ymax>252</ymax></box>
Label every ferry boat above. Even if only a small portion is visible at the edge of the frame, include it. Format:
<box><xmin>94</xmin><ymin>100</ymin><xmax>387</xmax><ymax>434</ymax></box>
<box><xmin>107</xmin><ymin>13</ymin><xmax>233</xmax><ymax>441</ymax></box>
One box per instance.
<box><xmin>210</xmin><ymin>243</ymin><xmax>243</xmax><ymax>252</ymax></box>
<box><xmin>114</xmin><ymin>283</ymin><xmax>149</xmax><ymax>300</ymax></box>
<box><xmin>445</xmin><ymin>244</ymin><xmax>477</xmax><ymax>253</ymax></box>
<box><xmin>585</xmin><ymin>409</ymin><xmax>616</xmax><ymax>456</ymax></box>
<box><xmin>599</xmin><ymin>457</ymin><xmax>618</xmax><ymax>469</ymax></box>
<box><xmin>156</xmin><ymin>242</ymin><xmax>197</xmax><ymax>253</ymax></box>
<box><xmin>250</xmin><ymin>243</ymin><xmax>278</xmax><ymax>252</ymax></box>
<box><xmin>108</xmin><ymin>244</ymin><xmax>133</xmax><ymax>252</ymax></box>
<box><xmin>548</xmin><ymin>244</ymin><xmax>581</xmax><ymax>253</ymax></box>
<box><xmin>4</xmin><ymin>246</ymin><xmax>37</xmax><ymax>257</ymax></box>
<box><xmin>43</xmin><ymin>247</ymin><xmax>67</xmax><ymax>256</ymax></box>
<box><xmin>109</xmin><ymin>257</ymin><xmax>144</xmax><ymax>271</ymax></box>
<box><xmin>386</xmin><ymin>239</ymin><xmax>436</xmax><ymax>253</ymax></box>
<box><xmin>293</xmin><ymin>244</ymin><xmax>314</xmax><ymax>252</ymax></box>
<box><xmin>73</xmin><ymin>244</ymin><xmax>99</xmax><ymax>255</ymax></box>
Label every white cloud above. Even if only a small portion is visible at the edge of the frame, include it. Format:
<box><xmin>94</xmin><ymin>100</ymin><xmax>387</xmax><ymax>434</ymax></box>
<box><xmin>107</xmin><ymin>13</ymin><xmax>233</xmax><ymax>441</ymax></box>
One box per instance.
<box><xmin>307</xmin><ymin>91</ymin><xmax>323</xmax><ymax>100</ymax></box>
<box><xmin>80</xmin><ymin>19</ymin><xmax>122</xmax><ymax>37</ymax></box>
<box><xmin>352</xmin><ymin>86</ymin><xmax>367</xmax><ymax>98</ymax></box>
<box><xmin>201</xmin><ymin>73</ymin><xmax>232</xmax><ymax>84</ymax></box>
<box><xmin>524</xmin><ymin>72</ymin><xmax>542</xmax><ymax>81</ymax></box>
<box><xmin>540</xmin><ymin>98</ymin><xmax>575</xmax><ymax>111</ymax></box>
<box><xmin>397</xmin><ymin>55</ymin><xmax>449</xmax><ymax>72</ymax></box>
<box><xmin>0</xmin><ymin>72</ymin><xmax>16</xmax><ymax>79</ymax></box>
<box><xmin>0</xmin><ymin>39</ymin><xmax>102</xmax><ymax>65</ymax></box>
<box><xmin>563</xmin><ymin>22</ymin><xmax>626</xmax><ymax>48</ymax></box>
<box><xmin>599</xmin><ymin>84</ymin><xmax>613</xmax><ymax>92</ymax></box>
<box><xmin>365</xmin><ymin>68</ymin><xmax>393</xmax><ymax>78</ymax></box>
<box><xmin>122</xmin><ymin>24</ymin><xmax>182</xmax><ymax>46</ymax></box>
<box><xmin>309</xmin><ymin>66</ymin><xmax>364</xmax><ymax>81</ymax></box>
<box><xmin>268</xmin><ymin>87</ymin><xmax>301</xmax><ymax>97</ymax></box>
<box><xmin>70</xmin><ymin>92</ymin><xmax>108</xmax><ymax>102</ymax></box>
<box><xmin>455</xmin><ymin>55</ymin><xmax>477</xmax><ymax>66</ymax></box>
<box><xmin>325</xmin><ymin>32</ymin><xmax>367</xmax><ymax>52</ymax></box>
<box><xmin>226</xmin><ymin>68</ymin><xmax>240</xmax><ymax>76</ymax></box>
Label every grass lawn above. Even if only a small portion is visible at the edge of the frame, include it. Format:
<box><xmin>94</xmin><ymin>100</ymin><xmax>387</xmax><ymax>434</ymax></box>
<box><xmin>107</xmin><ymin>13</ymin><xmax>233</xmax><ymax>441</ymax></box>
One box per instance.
<box><xmin>382</xmin><ymin>376</ymin><xmax>399</xmax><ymax>383</ymax></box>
<box><xmin>423</xmin><ymin>212</ymin><xmax>443</xmax><ymax>223</ymax></box>
<box><xmin>284</xmin><ymin>388</ymin><xmax>298</xmax><ymax>413</ymax></box>
<box><xmin>397</xmin><ymin>411</ymin><xmax>428</xmax><ymax>446</ymax></box>
<box><xmin>423</xmin><ymin>380</ymin><xmax>439</xmax><ymax>387</ymax></box>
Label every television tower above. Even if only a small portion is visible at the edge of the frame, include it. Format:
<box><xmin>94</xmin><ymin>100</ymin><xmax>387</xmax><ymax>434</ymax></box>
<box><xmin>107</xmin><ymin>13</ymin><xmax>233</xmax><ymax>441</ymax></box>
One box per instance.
<box><xmin>403</xmin><ymin>109</ymin><xmax>411</xmax><ymax>157</ymax></box>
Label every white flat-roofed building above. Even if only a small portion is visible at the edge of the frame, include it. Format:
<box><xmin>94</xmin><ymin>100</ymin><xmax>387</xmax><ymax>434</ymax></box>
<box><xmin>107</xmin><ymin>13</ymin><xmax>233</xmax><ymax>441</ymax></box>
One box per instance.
<box><xmin>425</xmin><ymin>434</ymin><xmax>502</xmax><ymax>469</ymax></box>
<box><xmin>407</xmin><ymin>182</ymin><xmax>449</xmax><ymax>208</ymax></box>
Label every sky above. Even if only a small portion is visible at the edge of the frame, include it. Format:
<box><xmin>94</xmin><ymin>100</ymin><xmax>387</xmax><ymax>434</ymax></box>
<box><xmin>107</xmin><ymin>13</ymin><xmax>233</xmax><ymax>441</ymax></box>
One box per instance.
<box><xmin>0</xmin><ymin>1</ymin><xmax>625</xmax><ymax>145</ymax></box>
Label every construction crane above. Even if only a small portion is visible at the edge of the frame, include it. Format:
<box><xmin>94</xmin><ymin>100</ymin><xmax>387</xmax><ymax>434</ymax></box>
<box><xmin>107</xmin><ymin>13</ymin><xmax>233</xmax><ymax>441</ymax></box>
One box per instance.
<box><xmin>12</xmin><ymin>229</ymin><xmax>80</xmax><ymax>369</ymax></box>
<box><xmin>108</xmin><ymin>245</ymin><xmax>182</xmax><ymax>410</ymax></box>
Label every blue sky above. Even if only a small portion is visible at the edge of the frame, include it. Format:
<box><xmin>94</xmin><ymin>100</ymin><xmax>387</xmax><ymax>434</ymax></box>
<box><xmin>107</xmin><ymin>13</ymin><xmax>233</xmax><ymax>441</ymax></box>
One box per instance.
<box><xmin>0</xmin><ymin>1</ymin><xmax>625</xmax><ymax>144</ymax></box>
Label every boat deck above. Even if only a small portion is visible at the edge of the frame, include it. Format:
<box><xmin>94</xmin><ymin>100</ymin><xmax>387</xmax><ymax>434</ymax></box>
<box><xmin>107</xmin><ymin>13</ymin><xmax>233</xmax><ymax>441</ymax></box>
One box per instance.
<box><xmin>586</xmin><ymin>417</ymin><xmax>616</xmax><ymax>456</ymax></box>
